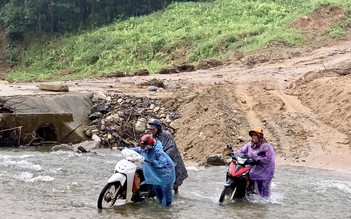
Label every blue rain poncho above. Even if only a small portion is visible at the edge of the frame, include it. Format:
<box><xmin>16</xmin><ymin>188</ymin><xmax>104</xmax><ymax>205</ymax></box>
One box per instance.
<box><xmin>132</xmin><ymin>140</ymin><xmax>175</xmax><ymax>186</ymax></box>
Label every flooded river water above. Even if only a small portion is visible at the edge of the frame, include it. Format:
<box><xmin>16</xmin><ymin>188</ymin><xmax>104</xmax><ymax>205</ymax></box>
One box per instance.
<box><xmin>1</xmin><ymin>147</ymin><xmax>350</xmax><ymax>219</ymax></box>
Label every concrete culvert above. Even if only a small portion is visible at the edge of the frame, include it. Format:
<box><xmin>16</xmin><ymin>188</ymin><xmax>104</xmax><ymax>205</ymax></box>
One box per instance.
<box><xmin>35</xmin><ymin>123</ymin><xmax>57</xmax><ymax>143</ymax></box>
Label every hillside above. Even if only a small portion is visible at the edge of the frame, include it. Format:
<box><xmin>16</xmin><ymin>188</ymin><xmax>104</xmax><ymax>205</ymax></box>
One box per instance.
<box><xmin>1</xmin><ymin>0</ymin><xmax>350</xmax><ymax>81</ymax></box>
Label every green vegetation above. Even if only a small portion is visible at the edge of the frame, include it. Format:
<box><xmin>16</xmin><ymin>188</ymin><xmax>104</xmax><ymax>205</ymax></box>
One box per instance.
<box><xmin>5</xmin><ymin>0</ymin><xmax>351</xmax><ymax>81</ymax></box>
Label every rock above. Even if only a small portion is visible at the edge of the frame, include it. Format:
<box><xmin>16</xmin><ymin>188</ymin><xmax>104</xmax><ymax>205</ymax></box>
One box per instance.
<box><xmin>39</xmin><ymin>84</ymin><xmax>69</xmax><ymax>92</ymax></box>
<box><xmin>135</xmin><ymin>118</ymin><xmax>147</xmax><ymax>133</ymax></box>
<box><xmin>147</xmin><ymin>86</ymin><xmax>158</xmax><ymax>91</ymax></box>
<box><xmin>74</xmin><ymin>140</ymin><xmax>100</xmax><ymax>151</ymax></box>
<box><xmin>90</xmin><ymin>103</ymin><xmax>110</xmax><ymax>114</ymax></box>
<box><xmin>50</xmin><ymin>144</ymin><xmax>74</xmax><ymax>152</ymax></box>
<box><xmin>92</xmin><ymin>91</ymin><xmax>107</xmax><ymax>102</ymax></box>
<box><xmin>92</xmin><ymin>134</ymin><xmax>101</xmax><ymax>142</ymax></box>
<box><xmin>50</xmin><ymin>141</ymin><xmax>99</xmax><ymax>153</ymax></box>
<box><xmin>206</xmin><ymin>154</ymin><xmax>225</xmax><ymax>166</ymax></box>
<box><xmin>237</xmin><ymin>136</ymin><xmax>245</xmax><ymax>142</ymax></box>
<box><xmin>89</xmin><ymin>112</ymin><xmax>103</xmax><ymax>120</ymax></box>
<box><xmin>105</xmin><ymin>114</ymin><xmax>119</xmax><ymax>123</ymax></box>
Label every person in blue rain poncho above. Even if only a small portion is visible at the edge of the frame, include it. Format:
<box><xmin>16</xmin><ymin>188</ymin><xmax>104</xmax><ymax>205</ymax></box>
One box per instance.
<box><xmin>132</xmin><ymin>134</ymin><xmax>175</xmax><ymax>206</ymax></box>
<box><xmin>147</xmin><ymin>119</ymin><xmax>188</xmax><ymax>195</ymax></box>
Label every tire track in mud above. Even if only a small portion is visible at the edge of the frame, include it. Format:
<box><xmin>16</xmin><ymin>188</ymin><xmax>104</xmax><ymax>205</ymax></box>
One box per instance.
<box><xmin>237</xmin><ymin>81</ymin><xmax>351</xmax><ymax>173</ymax></box>
<box><xmin>235</xmin><ymin>85</ymin><xmax>262</xmax><ymax>128</ymax></box>
<box><xmin>270</xmin><ymin>89</ymin><xmax>346</xmax><ymax>148</ymax></box>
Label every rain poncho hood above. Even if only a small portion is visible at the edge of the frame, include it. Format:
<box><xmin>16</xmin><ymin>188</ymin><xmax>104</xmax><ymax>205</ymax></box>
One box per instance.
<box><xmin>133</xmin><ymin>140</ymin><xmax>175</xmax><ymax>186</ymax></box>
<box><xmin>234</xmin><ymin>141</ymin><xmax>275</xmax><ymax>180</ymax></box>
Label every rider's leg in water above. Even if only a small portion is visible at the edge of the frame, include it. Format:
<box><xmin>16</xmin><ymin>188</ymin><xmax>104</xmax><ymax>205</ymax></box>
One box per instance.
<box><xmin>153</xmin><ymin>184</ymin><xmax>173</xmax><ymax>206</ymax></box>
<box><xmin>131</xmin><ymin>172</ymin><xmax>144</xmax><ymax>202</ymax></box>
<box><xmin>162</xmin><ymin>184</ymin><xmax>173</xmax><ymax>206</ymax></box>
<box><xmin>174</xmin><ymin>187</ymin><xmax>179</xmax><ymax>195</ymax></box>
<box><xmin>132</xmin><ymin>172</ymin><xmax>141</xmax><ymax>193</ymax></box>
<box><xmin>246</xmin><ymin>179</ymin><xmax>255</xmax><ymax>195</ymax></box>
<box><xmin>255</xmin><ymin>179</ymin><xmax>272</xmax><ymax>198</ymax></box>
<box><xmin>153</xmin><ymin>185</ymin><xmax>163</xmax><ymax>203</ymax></box>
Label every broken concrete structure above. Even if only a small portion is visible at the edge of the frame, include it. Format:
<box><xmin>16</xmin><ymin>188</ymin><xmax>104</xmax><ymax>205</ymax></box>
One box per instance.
<box><xmin>0</xmin><ymin>93</ymin><xmax>93</xmax><ymax>146</ymax></box>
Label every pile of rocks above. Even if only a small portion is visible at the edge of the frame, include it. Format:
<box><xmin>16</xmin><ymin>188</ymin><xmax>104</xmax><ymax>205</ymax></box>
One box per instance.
<box><xmin>84</xmin><ymin>92</ymin><xmax>180</xmax><ymax>149</ymax></box>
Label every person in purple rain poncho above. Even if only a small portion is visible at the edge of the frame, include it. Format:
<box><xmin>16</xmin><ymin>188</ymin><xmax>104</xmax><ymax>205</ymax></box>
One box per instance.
<box><xmin>132</xmin><ymin>134</ymin><xmax>175</xmax><ymax>206</ymax></box>
<box><xmin>234</xmin><ymin>127</ymin><xmax>275</xmax><ymax>198</ymax></box>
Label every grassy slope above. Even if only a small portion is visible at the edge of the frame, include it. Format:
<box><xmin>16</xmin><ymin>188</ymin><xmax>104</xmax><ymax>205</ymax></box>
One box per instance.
<box><xmin>6</xmin><ymin>0</ymin><xmax>351</xmax><ymax>81</ymax></box>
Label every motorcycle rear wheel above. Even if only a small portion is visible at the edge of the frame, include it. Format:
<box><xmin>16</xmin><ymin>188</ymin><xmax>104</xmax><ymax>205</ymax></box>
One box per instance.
<box><xmin>219</xmin><ymin>186</ymin><xmax>236</xmax><ymax>203</ymax></box>
<box><xmin>97</xmin><ymin>182</ymin><xmax>123</xmax><ymax>209</ymax></box>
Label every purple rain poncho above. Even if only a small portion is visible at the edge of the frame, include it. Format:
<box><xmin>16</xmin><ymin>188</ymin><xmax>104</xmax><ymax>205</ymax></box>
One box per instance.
<box><xmin>234</xmin><ymin>141</ymin><xmax>275</xmax><ymax>181</ymax></box>
<box><xmin>132</xmin><ymin>140</ymin><xmax>175</xmax><ymax>186</ymax></box>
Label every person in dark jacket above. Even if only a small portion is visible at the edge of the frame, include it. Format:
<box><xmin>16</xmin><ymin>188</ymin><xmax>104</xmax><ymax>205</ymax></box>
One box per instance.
<box><xmin>147</xmin><ymin>119</ymin><xmax>188</xmax><ymax>195</ymax></box>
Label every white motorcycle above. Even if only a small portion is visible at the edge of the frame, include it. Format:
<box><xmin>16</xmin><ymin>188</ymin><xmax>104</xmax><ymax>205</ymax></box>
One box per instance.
<box><xmin>97</xmin><ymin>149</ymin><xmax>155</xmax><ymax>209</ymax></box>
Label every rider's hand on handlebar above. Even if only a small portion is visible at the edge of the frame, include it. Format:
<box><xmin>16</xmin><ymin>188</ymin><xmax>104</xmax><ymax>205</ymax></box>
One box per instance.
<box><xmin>145</xmin><ymin>159</ymin><xmax>155</xmax><ymax>165</ymax></box>
<box><xmin>253</xmin><ymin>159</ymin><xmax>261</xmax><ymax>165</ymax></box>
<box><xmin>257</xmin><ymin>151</ymin><xmax>266</xmax><ymax>157</ymax></box>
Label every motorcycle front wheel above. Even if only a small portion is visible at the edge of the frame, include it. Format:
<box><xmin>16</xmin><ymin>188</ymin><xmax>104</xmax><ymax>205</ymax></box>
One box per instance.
<box><xmin>219</xmin><ymin>186</ymin><xmax>236</xmax><ymax>203</ymax></box>
<box><xmin>97</xmin><ymin>182</ymin><xmax>123</xmax><ymax>209</ymax></box>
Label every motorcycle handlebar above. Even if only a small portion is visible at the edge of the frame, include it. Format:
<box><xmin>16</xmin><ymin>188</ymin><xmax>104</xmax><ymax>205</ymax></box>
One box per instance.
<box><xmin>228</xmin><ymin>154</ymin><xmax>260</xmax><ymax>166</ymax></box>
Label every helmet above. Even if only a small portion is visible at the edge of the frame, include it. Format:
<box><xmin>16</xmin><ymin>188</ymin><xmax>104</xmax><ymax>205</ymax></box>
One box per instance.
<box><xmin>148</xmin><ymin>119</ymin><xmax>162</xmax><ymax>127</ymax></box>
<box><xmin>249</xmin><ymin>127</ymin><xmax>263</xmax><ymax>137</ymax></box>
<box><xmin>140</xmin><ymin>134</ymin><xmax>155</xmax><ymax>147</ymax></box>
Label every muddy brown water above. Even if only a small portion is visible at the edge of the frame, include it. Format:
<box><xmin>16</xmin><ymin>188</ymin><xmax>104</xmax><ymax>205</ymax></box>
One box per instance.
<box><xmin>0</xmin><ymin>147</ymin><xmax>350</xmax><ymax>219</ymax></box>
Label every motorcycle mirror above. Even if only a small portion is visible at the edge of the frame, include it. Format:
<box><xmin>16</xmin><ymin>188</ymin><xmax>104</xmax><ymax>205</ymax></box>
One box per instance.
<box><xmin>226</xmin><ymin>144</ymin><xmax>233</xmax><ymax>150</ymax></box>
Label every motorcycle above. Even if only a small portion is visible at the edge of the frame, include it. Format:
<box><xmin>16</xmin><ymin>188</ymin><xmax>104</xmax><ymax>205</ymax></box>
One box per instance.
<box><xmin>97</xmin><ymin>148</ymin><xmax>155</xmax><ymax>209</ymax></box>
<box><xmin>218</xmin><ymin>145</ymin><xmax>258</xmax><ymax>203</ymax></box>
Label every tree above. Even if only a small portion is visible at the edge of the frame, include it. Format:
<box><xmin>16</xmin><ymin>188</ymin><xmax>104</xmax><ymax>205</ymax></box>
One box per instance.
<box><xmin>0</xmin><ymin>0</ymin><xmax>26</xmax><ymax>41</ymax></box>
